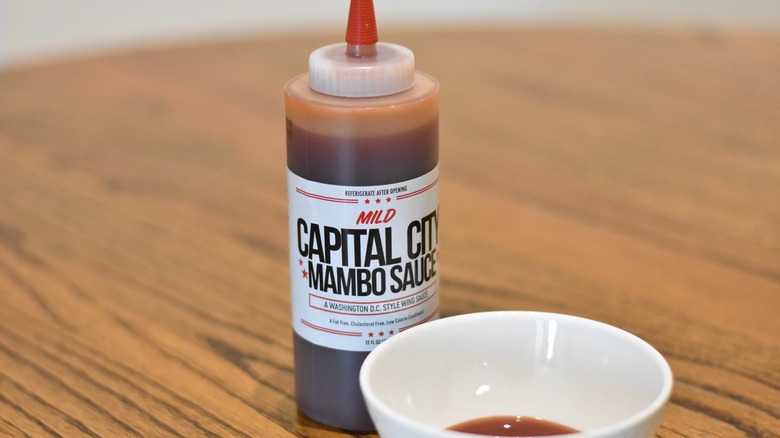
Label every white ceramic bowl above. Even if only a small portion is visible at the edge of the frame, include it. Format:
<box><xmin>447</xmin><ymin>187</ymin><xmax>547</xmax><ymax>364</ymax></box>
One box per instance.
<box><xmin>360</xmin><ymin>311</ymin><xmax>672</xmax><ymax>438</ymax></box>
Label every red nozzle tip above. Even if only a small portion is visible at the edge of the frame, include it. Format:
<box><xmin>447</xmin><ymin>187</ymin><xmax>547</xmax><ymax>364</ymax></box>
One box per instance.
<box><xmin>346</xmin><ymin>0</ymin><xmax>378</xmax><ymax>46</ymax></box>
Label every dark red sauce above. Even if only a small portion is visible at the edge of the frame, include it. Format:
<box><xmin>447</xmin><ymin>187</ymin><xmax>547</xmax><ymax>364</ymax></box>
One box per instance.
<box><xmin>447</xmin><ymin>416</ymin><xmax>579</xmax><ymax>437</ymax></box>
<box><xmin>288</xmin><ymin>120</ymin><xmax>438</xmax><ymax>432</ymax></box>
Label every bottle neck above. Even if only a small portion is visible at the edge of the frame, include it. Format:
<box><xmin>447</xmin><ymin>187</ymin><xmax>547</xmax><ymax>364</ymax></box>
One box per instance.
<box><xmin>346</xmin><ymin>43</ymin><xmax>377</xmax><ymax>58</ymax></box>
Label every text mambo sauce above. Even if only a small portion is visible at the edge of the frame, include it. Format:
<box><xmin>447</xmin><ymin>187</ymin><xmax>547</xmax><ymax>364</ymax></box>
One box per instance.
<box><xmin>297</xmin><ymin>209</ymin><xmax>439</xmax><ymax>296</ymax></box>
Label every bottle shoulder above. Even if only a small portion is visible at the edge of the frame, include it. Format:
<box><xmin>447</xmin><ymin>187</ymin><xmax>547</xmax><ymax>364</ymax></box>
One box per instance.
<box><xmin>285</xmin><ymin>72</ymin><xmax>438</xmax><ymax>138</ymax></box>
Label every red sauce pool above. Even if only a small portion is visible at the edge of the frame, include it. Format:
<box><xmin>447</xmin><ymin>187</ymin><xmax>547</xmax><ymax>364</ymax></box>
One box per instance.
<box><xmin>447</xmin><ymin>415</ymin><xmax>579</xmax><ymax>437</ymax></box>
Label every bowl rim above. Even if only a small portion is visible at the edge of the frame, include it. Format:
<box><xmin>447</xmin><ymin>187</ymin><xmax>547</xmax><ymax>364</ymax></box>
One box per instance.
<box><xmin>359</xmin><ymin>310</ymin><xmax>674</xmax><ymax>438</ymax></box>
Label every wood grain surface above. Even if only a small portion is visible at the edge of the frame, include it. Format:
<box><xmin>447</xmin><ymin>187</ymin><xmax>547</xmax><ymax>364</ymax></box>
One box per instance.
<box><xmin>0</xmin><ymin>28</ymin><xmax>779</xmax><ymax>437</ymax></box>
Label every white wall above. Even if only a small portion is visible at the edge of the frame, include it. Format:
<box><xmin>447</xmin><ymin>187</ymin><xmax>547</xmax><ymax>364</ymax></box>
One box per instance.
<box><xmin>1</xmin><ymin>0</ymin><xmax>778</xmax><ymax>70</ymax></box>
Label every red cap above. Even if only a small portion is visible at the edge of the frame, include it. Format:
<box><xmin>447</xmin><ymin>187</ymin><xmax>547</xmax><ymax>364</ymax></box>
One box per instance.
<box><xmin>345</xmin><ymin>0</ymin><xmax>378</xmax><ymax>46</ymax></box>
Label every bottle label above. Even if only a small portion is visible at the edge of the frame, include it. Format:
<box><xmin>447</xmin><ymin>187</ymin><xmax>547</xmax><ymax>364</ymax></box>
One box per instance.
<box><xmin>288</xmin><ymin>166</ymin><xmax>440</xmax><ymax>352</ymax></box>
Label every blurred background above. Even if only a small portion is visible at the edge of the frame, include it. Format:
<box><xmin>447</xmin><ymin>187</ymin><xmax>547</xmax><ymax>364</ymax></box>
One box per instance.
<box><xmin>1</xmin><ymin>0</ymin><xmax>778</xmax><ymax>71</ymax></box>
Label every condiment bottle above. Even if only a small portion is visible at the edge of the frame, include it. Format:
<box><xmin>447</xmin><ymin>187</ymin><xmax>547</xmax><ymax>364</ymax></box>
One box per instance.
<box><xmin>285</xmin><ymin>0</ymin><xmax>440</xmax><ymax>431</ymax></box>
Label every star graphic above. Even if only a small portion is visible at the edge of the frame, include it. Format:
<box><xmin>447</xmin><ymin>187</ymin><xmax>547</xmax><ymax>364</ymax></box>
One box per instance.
<box><xmin>375</xmin><ymin>198</ymin><xmax>381</xmax><ymax>203</ymax></box>
<box><xmin>298</xmin><ymin>258</ymin><xmax>303</xmax><ymax>266</ymax></box>
<box><xmin>364</xmin><ymin>199</ymin><xmax>371</xmax><ymax>204</ymax></box>
<box><xmin>301</xmin><ymin>269</ymin><xmax>308</xmax><ymax>279</ymax></box>
<box><xmin>386</xmin><ymin>197</ymin><xmax>392</xmax><ymax>203</ymax></box>
<box><xmin>368</xmin><ymin>332</ymin><xmax>374</xmax><ymax>337</ymax></box>
<box><xmin>389</xmin><ymin>330</ymin><xmax>395</xmax><ymax>335</ymax></box>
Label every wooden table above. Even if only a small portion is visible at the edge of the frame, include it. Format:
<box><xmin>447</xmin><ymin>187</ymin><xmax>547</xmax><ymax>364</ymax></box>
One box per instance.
<box><xmin>1</xmin><ymin>28</ymin><xmax>778</xmax><ymax>437</ymax></box>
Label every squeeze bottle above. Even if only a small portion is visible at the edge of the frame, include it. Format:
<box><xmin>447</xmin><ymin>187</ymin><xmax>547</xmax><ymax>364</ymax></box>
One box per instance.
<box><xmin>285</xmin><ymin>0</ymin><xmax>440</xmax><ymax>430</ymax></box>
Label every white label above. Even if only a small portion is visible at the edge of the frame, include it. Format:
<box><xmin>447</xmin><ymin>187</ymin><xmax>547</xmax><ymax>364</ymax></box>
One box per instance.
<box><xmin>288</xmin><ymin>166</ymin><xmax>440</xmax><ymax>351</ymax></box>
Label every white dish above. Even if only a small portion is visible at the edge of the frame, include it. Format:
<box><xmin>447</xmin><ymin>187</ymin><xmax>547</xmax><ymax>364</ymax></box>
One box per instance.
<box><xmin>360</xmin><ymin>311</ymin><xmax>673</xmax><ymax>438</ymax></box>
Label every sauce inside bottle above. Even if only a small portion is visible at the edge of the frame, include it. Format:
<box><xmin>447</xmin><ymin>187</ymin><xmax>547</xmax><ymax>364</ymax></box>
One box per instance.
<box><xmin>447</xmin><ymin>416</ymin><xmax>579</xmax><ymax>437</ymax></box>
<box><xmin>286</xmin><ymin>108</ymin><xmax>437</xmax><ymax>431</ymax></box>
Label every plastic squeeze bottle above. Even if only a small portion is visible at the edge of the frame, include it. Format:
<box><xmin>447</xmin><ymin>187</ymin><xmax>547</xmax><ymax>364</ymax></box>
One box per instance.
<box><xmin>285</xmin><ymin>0</ymin><xmax>440</xmax><ymax>431</ymax></box>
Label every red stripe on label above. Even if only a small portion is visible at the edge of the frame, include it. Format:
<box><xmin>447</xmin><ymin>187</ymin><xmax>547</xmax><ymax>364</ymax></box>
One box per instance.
<box><xmin>300</xmin><ymin>319</ymin><xmax>363</xmax><ymax>337</ymax></box>
<box><xmin>296</xmin><ymin>188</ymin><xmax>359</xmax><ymax>204</ymax></box>
<box><xmin>400</xmin><ymin>307</ymin><xmax>439</xmax><ymax>332</ymax></box>
<box><xmin>396</xmin><ymin>178</ymin><xmax>438</xmax><ymax>200</ymax></box>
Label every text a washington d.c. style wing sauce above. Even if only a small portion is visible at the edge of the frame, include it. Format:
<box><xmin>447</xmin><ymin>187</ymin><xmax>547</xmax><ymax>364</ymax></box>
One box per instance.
<box><xmin>285</xmin><ymin>0</ymin><xmax>439</xmax><ymax>431</ymax></box>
